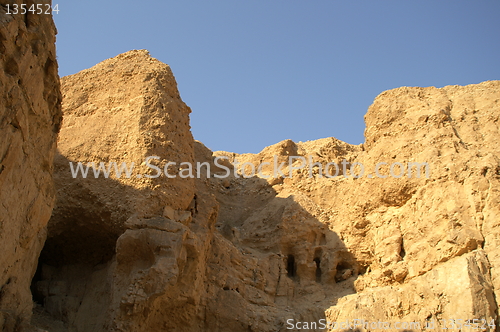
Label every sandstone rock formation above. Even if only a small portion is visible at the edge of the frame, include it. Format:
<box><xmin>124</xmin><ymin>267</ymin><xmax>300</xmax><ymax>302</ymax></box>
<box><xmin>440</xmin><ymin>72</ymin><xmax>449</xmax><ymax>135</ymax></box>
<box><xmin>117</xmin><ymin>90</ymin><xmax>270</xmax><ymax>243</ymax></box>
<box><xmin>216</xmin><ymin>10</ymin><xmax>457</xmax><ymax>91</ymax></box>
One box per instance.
<box><xmin>322</xmin><ymin>82</ymin><xmax>500</xmax><ymax>330</ymax></box>
<box><xmin>0</xmin><ymin>1</ymin><xmax>61</xmax><ymax>330</ymax></box>
<box><xmin>1</xmin><ymin>40</ymin><xmax>498</xmax><ymax>331</ymax></box>
<box><xmin>34</xmin><ymin>50</ymin><xmax>199</xmax><ymax>331</ymax></box>
<box><xmin>216</xmin><ymin>81</ymin><xmax>500</xmax><ymax>330</ymax></box>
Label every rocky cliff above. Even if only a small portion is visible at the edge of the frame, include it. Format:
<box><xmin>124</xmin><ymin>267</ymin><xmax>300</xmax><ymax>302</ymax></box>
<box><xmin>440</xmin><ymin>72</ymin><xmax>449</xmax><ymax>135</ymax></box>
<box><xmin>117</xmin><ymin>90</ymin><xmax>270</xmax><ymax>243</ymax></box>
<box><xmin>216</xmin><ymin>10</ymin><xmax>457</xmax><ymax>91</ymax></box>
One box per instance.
<box><xmin>211</xmin><ymin>81</ymin><xmax>500</xmax><ymax>330</ymax></box>
<box><xmin>1</xmin><ymin>36</ymin><xmax>499</xmax><ymax>330</ymax></box>
<box><xmin>27</xmin><ymin>49</ymin><xmax>500</xmax><ymax>332</ymax></box>
<box><xmin>324</xmin><ymin>83</ymin><xmax>500</xmax><ymax>328</ymax></box>
<box><xmin>0</xmin><ymin>1</ymin><xmax>61</xmax><ymax>330</ymax></box>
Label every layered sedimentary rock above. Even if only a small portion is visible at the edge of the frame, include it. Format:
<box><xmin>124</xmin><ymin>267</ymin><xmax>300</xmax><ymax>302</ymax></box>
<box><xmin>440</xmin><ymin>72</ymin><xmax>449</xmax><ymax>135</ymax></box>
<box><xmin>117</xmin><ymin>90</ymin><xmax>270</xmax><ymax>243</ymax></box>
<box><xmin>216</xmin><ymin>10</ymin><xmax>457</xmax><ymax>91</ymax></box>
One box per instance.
<box><xmin>0</xmin><ymin>1</ymin><xmax>61</xmax><ymax>330</ymax></box>
<box><xmin>31</xmin><ymin>48</ymin><xmax>500</xmax><ymax>332</ymax></box>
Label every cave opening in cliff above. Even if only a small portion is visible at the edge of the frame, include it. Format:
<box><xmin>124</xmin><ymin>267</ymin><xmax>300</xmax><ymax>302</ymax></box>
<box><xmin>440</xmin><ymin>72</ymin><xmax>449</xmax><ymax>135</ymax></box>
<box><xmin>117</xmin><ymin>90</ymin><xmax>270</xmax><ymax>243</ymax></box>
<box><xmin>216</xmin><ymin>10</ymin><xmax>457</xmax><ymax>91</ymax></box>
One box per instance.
<box><xmin>314</xmin><ymin>247</ymin><xmax>323</xmax><ymax>283</ymax></box>
<box><xmin>314</xmin><ymin>257</ymin><xmax>322</xmax><ymax>283</ymax></box>
<box><xmin>39</xmin><ymin>222</ymin><xmax>118</xmax><ymax>267</ymax></box>
<box><xmin>29</xmin><ymin>213</ymin><xmax>120</xmax><ymax>310</ymax></box>
<box><xmin>286</xmin><ymin>254</ymin><xmax>297</xmax><ymax>278</ymax></box>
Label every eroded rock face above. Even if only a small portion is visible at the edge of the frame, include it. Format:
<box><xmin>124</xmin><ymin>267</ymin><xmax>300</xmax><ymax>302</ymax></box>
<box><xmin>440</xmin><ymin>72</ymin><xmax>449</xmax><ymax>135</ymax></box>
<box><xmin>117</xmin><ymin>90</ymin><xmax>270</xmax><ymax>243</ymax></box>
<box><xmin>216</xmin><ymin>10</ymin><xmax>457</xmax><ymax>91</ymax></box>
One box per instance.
<box><xmin>32</xmin><ymin>48</ymin><xmax>500</xmax><ymax>332</ymax></box>
<box><xmin>33</xmin><ymin>50</ymin><xmax>199</xmax><ymax>331</ymax></box>
<box><xmin>0</xmin><ymin>1</ymin><xmax>61</xmax><ymax>329</ymax></box>
<box><xmin>326</xmin><ymin>250</ymin><xmax>497</xmax><ymax>329</ymax></box>
<box><xmin>35</xmin><ymin>51</ymin><xmax>352</xmax><ymax>331</ymax></box>
<box><xmin>321</xmin><ymin>82</ymin><xmax>500</xmax><ymax>329</ymax></box>
<box><xmin>42</xmin><ymin>50</ymin><xmax>195</xmax><ymax>268</ymax></box>
<box><xmin>215</xmin><ymin>82</ymin><xmax>500</xmax><ymax>330</ymax></box>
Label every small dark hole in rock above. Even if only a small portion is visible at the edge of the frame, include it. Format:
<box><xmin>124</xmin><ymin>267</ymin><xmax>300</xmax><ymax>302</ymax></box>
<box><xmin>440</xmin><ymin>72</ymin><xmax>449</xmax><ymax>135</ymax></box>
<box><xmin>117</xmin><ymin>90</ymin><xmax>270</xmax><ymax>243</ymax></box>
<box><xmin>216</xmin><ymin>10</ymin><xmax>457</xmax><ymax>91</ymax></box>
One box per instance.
<box><xmin>286</xmin><ymin>254</ymin><xmax>297</xmax><ymax>278</ymax></box>
<box><xmin>400</xmin><ymin>238</ymin><xmax>406</xmax><ymax>260</ymax></box>
<box><xmin>314</xmin><ymin>257</ymin><xmax>321</xmax><ymax>283</ymax></box>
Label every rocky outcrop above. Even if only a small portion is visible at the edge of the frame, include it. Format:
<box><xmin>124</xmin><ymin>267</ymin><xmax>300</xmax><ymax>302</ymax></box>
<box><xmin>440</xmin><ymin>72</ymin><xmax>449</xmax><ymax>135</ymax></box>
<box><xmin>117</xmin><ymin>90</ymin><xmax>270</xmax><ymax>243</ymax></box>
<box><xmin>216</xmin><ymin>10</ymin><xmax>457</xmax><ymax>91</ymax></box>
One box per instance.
<box><xmin>30</xmin><ymin>51</ymin><xmax>351</xmax><ymax>331</ymax></box>
<box><xmin>28</xmin><ymin>48</ymin><xmax>500</xmax><ymax>332</ymax></box>
<box><xmin>326</xmin><ymin>250</ymin><xmax>496</xmax><ymax>330</ymax></box>
<box><xmin>0</xmin><ymin>1</ymin><xmax>61</xmax><ymax>330</ymax></box>
<box><xmin>43</xmin><ymin>50</ymin><xmax>195</xmax><ymax>268</ymax></box>
<box><xmin>32</xmin><ymin>50</ymin><xmax>199</xmax><ymax>331</ymax></box>
<box><xmin>321</xmin><ymin>81</ymin><xmax>500</xmax><ymax>330</ymax></box>
<box><xmin>216</xmin><ymin>81</ymin><xmax>500</xmax><ymax>330</ymax></box>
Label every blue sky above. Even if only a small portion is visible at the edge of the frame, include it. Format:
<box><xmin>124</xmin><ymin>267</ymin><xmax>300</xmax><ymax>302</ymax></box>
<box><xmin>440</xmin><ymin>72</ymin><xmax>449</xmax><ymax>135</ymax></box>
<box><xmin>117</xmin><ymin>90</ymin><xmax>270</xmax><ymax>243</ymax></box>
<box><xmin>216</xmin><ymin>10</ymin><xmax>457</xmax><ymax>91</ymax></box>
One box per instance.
<box><xmin>54</xmin><ymin>1</ymin><xmax>500</xmax><ymax>154</ymax></box>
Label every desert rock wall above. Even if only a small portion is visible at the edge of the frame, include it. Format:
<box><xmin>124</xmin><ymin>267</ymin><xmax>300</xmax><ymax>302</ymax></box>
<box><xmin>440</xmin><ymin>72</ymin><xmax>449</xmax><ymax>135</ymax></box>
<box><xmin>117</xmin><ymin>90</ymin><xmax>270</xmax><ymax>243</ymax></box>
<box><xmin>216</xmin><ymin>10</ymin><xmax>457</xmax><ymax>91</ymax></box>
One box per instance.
<box><xmin>7</xmin><ymin>45</ymin><xmax>498</xmax><ymax>332</ymax></box>
<box><xmin>322</xmin><ymin>81</ymin><xmax>500</xmax><ymax>330</ymax></box>
<box><xmin>35</xmin><ymin>51</ymin><xmax>356</xmax><ymax>331</ymax></box>
<box><xmin>1</xmin><ymin>1</ymin><xmax>498</xmax><ymax>330</ymax></box>
<box><xmin>0</xmin><ymin>0</ymin><xmax>61</xmax><ymax>329</ymax></box>
<box><xmin>212</xmin><ymin>81</ymin><xmax>500</xmax><ymax>330</ymax></box>
<box><xmin>32</xmin><ymin>50</ymin><xmax>200</xmax><ymax>331</ymax></box>
<box><xmin>43</xmin><ymin>50</ymin><xmax>195</xmax><ymax>268</ymax></box>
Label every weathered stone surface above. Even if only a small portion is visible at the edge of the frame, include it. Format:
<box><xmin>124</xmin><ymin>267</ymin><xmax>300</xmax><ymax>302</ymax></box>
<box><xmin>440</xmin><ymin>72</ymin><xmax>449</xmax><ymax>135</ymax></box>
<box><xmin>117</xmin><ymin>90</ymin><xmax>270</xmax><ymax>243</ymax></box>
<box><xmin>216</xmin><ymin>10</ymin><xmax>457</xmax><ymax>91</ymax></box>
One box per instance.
<box><xmin>0</xmin><ymin>0</ymin><xmax>61</xmax><ymax>329</ymax></box>
<box><xmin>41</xmin><ymin>50</ymin><xmax>196</xmax><ymax>268</ymax></box>
<box><xmin>211</xmin><ymin>81</ymin><xmax>500</xmax><ymax>331</ymax></box>
<box><xmin>325</xmin><ymin>250</ymin><xmax>496</xmax><ymax>332</ymax></box>
<box><xmin>25</xmin><ymin>47</ymin><xmax>499</xmax><ymax>332</ymax></box>
<box><xmin>30</xmin><ymin>50</ymin><xmax>198</xmax><ymax>330</ymax></box>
